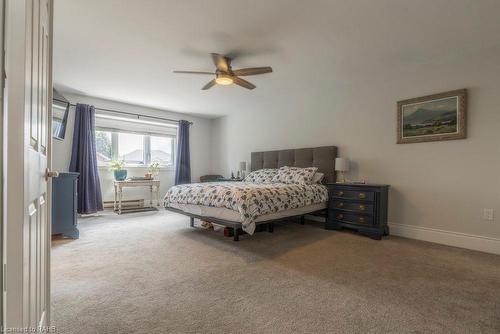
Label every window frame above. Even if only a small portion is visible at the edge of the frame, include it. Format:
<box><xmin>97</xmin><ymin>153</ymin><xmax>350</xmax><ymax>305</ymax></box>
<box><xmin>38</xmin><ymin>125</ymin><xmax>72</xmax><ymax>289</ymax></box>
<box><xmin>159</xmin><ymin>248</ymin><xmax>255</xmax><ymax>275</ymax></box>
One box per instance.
<box><xmin>96</xmin><ymin>127</ymin><xmax>176</xmax><ymax>168</ymax></box>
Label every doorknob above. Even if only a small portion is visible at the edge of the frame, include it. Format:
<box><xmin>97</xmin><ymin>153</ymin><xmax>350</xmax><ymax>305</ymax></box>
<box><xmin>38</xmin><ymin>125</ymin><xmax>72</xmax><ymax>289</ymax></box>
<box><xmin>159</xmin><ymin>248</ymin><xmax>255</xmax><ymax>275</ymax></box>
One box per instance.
<box><xmin>45</xmin><ymin>168</ymin><xmax>59</xmax><ymax>180</ymax></box>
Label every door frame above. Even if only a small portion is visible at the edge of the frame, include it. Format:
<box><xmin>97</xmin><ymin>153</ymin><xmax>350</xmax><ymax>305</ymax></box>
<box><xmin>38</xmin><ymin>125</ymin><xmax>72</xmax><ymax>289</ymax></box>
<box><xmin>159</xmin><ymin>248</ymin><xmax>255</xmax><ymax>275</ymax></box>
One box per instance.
<box><xmin>0</xmin><ymin>0</ymin><xmax>5</xmax><ymax>328</ymax></box>
<box><xmin>3</xmin><ymin>0</ymin><xmax>53</xmax><ymax>328</ymax></box>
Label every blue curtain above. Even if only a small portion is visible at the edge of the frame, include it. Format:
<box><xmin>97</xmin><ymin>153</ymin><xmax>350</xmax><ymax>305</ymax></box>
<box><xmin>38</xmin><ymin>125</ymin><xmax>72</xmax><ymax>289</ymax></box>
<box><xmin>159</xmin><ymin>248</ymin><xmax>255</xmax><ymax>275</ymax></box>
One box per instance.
<box><xmin>69</xmin><ymin>104</ymin><xmax>104</xmax><ymax>214</ymax></box>
<box><xmin>175</xmin><ymin>120</ymin><xmax>191</xmax><ymax>185</ymax></box>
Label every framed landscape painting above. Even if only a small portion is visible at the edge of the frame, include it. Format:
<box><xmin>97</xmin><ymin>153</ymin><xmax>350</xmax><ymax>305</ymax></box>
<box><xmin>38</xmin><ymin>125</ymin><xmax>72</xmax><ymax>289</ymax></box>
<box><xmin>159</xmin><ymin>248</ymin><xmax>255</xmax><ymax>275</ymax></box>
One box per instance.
<box><xmin>397</xmin><ymin>89</ymin><xmax>467</xmax><ymax>144</ymax></box>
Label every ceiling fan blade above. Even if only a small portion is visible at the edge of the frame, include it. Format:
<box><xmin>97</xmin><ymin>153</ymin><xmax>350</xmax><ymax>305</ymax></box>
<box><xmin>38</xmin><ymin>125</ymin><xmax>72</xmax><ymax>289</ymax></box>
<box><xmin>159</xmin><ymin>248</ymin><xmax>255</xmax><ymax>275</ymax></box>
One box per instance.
<box><xmin>211</xmin><ymin>53</ymin><xmax>230</xmax><ymax>72</ymax></box>
<box><xmin>233</xmin><ymin>77</ymin><xmax>256</xmax><ymax>90</ymax></box>
<box><xmin>202</xmin><ymin>79</ymin><xmax>217</xmax><ymax>90</ymax></box>
<box><xmin>232</xmin><ymin>67</ymin><xmax>273</xmax><ymax>76</ymax></box>
<box><xmin>173</xmin><ymin>70</ymin><xmax>214</xmax><ymax>75</ymax></box>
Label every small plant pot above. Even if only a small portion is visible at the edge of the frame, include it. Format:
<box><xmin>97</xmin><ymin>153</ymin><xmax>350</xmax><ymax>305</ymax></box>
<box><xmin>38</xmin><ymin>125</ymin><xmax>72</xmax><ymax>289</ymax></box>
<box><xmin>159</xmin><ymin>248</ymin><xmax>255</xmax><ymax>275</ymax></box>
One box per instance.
<box><xmin>114</xmin><ymin>170</ymin><xmax>127</xmax><ymax>181</ymax></box>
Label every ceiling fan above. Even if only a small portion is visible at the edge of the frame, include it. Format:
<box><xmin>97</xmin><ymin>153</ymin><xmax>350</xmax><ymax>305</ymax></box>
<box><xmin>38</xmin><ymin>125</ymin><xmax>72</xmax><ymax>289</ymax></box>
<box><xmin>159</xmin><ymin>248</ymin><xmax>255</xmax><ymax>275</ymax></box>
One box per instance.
<box><xmin>173</xmin><ymin>53</ymin><xmax>272</xmax><ymax>90</ymax></box>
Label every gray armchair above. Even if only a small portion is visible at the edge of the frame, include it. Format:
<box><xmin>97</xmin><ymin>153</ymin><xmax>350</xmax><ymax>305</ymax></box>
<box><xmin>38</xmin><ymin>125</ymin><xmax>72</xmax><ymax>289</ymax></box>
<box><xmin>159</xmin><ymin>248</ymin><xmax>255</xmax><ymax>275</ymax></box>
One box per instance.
<box><xmin>199</xmin><ymin>174</ymin><xmax>224</xmax><ymax>183</ymax></box>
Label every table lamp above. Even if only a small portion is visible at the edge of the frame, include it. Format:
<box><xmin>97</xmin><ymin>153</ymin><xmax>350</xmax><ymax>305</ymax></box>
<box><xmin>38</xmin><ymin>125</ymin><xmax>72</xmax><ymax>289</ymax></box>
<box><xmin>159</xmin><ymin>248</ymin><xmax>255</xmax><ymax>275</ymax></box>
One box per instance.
<box><xmin>335</xmin><ymin>158</ymin><xmax>349</xmax><ymax>183</ymax></box>
<box><xmin>239</xmin><ymin>161</ymin><xmax>247</xmax><ymax>179</ymax></box>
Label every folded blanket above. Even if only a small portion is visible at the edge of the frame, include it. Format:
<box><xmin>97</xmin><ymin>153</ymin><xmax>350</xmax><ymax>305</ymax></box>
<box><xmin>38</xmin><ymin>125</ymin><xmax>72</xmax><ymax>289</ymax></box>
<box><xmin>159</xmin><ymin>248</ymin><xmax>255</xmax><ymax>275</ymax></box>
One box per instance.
<box><xmin>164</xmin><ymin>181</ymin><xmax>328</xmax><ymax>234</ymax></box>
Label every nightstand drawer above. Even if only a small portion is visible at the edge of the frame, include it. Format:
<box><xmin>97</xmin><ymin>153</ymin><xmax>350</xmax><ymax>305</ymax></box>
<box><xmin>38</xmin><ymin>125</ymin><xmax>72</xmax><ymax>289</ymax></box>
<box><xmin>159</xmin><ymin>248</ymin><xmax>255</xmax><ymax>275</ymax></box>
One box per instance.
<box><xmin>331</xmin><ymin>200</ymin><xmax>374</xmax><ymax>214</ymax></box>
<box><xmin>330</xmin><ymin>189</ymin><xmax>375</xmax><ymax>202</ymax></box>
<box><xmin>330</xmin><ymin>210</ymin><xmax>374</xmax><ymax>226</ymax></box>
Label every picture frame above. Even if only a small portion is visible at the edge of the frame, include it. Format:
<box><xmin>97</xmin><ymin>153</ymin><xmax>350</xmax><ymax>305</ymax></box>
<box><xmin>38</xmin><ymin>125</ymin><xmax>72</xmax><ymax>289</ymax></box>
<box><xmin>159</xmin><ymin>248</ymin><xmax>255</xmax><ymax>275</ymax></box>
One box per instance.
<box><xmin>397</xmin><ymin>89</ymin><xmax>467</xmax><ymax>144</ymax></box>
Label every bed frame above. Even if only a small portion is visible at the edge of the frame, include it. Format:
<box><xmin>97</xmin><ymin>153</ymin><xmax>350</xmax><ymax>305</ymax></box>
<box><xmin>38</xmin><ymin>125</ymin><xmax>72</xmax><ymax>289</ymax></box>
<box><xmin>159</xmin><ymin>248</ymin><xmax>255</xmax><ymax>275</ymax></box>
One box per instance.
<box><xmin>167</xmin><ymin>207</ymin><xmax>315</xmax><ymax>241</ymax></box>
<box><xmin>165</xmin><ymin>146</ymin><xmax>337</xmax><ymax>241</ymax></box>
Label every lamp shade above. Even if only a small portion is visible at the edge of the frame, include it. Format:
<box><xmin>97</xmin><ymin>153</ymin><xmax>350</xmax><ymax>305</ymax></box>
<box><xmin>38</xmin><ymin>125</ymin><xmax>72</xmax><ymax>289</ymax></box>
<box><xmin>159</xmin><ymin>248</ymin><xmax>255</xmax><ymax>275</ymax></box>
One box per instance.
<box><xmin>335</xmin><ymin>158</ymin><xmax>349</xmax><ymax>172</ymax></box>
<box><xmin>239</xmin><ymin>161</ymin><xmax>247</xmax><ymax>171</ymax></box>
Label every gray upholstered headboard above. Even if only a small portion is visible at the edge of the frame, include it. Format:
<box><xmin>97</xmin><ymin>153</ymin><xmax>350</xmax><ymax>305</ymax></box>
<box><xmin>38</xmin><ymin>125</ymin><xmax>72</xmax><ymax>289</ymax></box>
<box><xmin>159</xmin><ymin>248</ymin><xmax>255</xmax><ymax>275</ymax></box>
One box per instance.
<box><xmin>250</xmin><ymin>146</ymin><xmax>338</xmax><ymax>183</ymax></box>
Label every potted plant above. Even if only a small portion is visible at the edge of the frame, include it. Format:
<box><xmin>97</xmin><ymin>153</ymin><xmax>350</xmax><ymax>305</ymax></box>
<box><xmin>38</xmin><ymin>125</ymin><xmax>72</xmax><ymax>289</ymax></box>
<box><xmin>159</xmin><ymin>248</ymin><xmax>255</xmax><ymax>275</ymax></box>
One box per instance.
<box><xmin>148</xmin><ymin>162</ymin><xmax>161</xmax><ymax>180</ymax></box>
<box><xmin>110</xmin><ymin>160</ymin><xmax>127</xmax><ymax>181</ymax></box>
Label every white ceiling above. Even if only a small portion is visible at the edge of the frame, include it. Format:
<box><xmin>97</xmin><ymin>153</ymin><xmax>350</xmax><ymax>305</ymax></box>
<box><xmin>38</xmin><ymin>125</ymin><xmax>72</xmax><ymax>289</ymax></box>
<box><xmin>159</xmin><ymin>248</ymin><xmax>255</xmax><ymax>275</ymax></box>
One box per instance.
<box><xmin>53</xmin><ymin>0</ymin><xmax>500</xmax><ymax>118</ymax></box>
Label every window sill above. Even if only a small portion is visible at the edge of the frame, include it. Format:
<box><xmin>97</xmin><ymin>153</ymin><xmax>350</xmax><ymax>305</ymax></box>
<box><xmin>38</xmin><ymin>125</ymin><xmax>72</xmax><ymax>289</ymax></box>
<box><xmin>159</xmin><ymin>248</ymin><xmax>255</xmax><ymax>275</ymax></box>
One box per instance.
<box><xmin>98</xmin><ymin>165</ymin><xmax>175</xmax><ymax>171</ymax></box>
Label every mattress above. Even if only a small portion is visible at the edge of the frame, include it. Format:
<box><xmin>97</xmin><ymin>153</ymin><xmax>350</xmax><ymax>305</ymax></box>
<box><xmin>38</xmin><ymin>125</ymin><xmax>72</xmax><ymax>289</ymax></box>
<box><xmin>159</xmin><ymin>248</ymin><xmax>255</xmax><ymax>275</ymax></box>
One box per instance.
<box><xmin>168</xmin><ymin>202</ymin><xmax>327</xmax><ymax>223</ymax></box>
<box><xmin>164</xmin><ymin>181</ymin><xmax>328</xmax><ymax>234</ymax></box>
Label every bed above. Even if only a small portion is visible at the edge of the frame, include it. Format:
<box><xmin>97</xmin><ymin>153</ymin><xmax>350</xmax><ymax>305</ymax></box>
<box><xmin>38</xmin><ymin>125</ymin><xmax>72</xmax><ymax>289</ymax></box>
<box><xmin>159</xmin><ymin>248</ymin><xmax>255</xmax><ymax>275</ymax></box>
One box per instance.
<box><xmin>164</xmin><ymin>146</ymin><xmax>337</xmax><ymax>241</ymax></box>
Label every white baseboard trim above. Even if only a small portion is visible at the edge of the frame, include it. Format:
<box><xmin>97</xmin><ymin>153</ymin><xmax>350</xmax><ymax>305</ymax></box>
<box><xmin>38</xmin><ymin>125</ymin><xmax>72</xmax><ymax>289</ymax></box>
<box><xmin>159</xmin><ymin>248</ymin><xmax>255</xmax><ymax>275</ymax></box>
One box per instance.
<box><xmin>389</xmin><ymin>222</ymin><xmax>500</xmax><ymax>255</ymax></box>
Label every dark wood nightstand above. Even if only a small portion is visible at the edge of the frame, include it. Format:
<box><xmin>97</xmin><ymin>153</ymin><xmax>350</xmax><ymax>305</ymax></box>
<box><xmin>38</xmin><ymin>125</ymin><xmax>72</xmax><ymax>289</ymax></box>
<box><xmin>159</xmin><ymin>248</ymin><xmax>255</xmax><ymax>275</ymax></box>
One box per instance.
<box><xmin>326</xmin><ymin>183</ymin><xmax>389</xmax><ymax>240</ymax></box>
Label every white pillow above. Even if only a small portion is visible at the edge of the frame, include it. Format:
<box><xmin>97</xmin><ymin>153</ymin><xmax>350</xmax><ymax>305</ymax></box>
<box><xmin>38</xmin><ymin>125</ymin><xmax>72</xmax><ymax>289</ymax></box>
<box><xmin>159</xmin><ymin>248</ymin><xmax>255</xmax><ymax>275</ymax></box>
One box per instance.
<box><xmin>311</xmin><ymin>172</ymin><xmax>324</xmax><ymax>184</ymax></box>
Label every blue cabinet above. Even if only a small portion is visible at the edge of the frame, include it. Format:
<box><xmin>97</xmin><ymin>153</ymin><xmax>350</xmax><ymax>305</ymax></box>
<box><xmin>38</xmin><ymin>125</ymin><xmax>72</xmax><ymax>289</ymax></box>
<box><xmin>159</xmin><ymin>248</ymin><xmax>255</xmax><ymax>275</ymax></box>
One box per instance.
<box><xmin>52</xmin><ymin>172</ymin><xmax>79</xmax><ymax>238</ymax></box>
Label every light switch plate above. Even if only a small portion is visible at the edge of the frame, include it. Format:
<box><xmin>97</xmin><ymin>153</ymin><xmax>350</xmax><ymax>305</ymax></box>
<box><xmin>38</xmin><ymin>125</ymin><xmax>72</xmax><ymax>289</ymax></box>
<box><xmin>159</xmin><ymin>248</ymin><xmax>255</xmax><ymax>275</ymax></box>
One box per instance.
<box><xmin>482</xmin><ymin>208</ymin><xmax>494</xmax><ymax>221</ymax></box>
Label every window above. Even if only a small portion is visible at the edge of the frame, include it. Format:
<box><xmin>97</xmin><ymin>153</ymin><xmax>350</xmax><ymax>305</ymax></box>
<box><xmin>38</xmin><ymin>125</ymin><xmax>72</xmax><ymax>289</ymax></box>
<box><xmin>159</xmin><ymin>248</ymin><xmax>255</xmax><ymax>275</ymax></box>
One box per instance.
<box><xmin>118</xmin><ymin>132</ymin><xmax>144</xmax><ymax>164</ymax></box>
<box><xmin>150</xmin><ymin>135</ymin><xmax>174</xmax><ymax>165</ymax></box>
<box><xmin>96</xmin><ymin>129</ymin><xmax>175</xmax><ymax>167</ymax></box>
<box><xmin>96</xmin><ymin>130</ymin><xmax>112</xmax><ymax>163</ymax></box>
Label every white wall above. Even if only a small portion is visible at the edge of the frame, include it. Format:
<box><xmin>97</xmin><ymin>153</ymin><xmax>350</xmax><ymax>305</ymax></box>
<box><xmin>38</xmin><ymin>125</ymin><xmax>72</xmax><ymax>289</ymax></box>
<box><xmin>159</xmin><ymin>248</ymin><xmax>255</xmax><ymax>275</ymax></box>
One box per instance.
<box><xmin>210</xmin><ymin>53</ymin><xmax>500</xmax><ymax>243</ymax></box>
<box><xmin>53</xmin><ymin>94</ymin><xmax>213</xmax><ymax>202</ymax></box>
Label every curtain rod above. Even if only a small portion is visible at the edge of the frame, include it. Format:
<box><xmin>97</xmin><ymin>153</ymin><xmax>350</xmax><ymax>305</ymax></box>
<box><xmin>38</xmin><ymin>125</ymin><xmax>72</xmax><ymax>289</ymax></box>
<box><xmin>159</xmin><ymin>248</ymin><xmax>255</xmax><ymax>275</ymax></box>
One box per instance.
<box><xmin>54</xmin><ymin>98</ymin><xmax>193</xmax><ymax>125</ymax></box>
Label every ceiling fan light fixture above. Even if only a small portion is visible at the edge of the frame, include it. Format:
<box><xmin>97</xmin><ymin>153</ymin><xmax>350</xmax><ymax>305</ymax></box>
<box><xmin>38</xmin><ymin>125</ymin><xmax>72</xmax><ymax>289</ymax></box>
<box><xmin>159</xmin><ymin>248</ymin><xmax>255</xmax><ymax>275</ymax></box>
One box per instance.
<box><xmin>215</xmin><ymin>74</ymin><xmax>233</xmax><ymax>85</ymax></box>
<box><xmin>173</xmin><ymin>53</ymin><xmax>271</xmax><ymax>90</ymax></box>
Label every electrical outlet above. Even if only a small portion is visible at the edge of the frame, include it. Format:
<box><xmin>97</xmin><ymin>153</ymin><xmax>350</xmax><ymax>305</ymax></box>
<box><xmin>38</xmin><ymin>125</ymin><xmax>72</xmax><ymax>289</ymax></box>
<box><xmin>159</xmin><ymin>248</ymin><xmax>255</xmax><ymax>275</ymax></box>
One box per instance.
<box><xmin>482</xmin><ymin>208</ymin><xmax>494</xmax><ymax>221</ymax></box>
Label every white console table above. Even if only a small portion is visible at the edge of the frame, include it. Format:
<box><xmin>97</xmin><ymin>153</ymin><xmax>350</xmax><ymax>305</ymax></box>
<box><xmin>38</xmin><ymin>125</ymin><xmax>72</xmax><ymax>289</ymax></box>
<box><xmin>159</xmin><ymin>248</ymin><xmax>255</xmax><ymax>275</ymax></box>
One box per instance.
<box><xmin>113</xmin><ymin>179</ymin><xmax>161</xmax><ymax>214</ymax></box>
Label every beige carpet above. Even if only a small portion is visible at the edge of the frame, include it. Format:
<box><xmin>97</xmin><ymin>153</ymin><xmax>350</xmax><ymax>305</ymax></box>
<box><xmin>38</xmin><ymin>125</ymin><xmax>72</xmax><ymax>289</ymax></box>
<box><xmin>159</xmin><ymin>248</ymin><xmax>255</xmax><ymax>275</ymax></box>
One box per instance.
<box><xmin>52</xmin><ymin>210</ymin><xmax>500</xmax><ymax>334</ymax></box>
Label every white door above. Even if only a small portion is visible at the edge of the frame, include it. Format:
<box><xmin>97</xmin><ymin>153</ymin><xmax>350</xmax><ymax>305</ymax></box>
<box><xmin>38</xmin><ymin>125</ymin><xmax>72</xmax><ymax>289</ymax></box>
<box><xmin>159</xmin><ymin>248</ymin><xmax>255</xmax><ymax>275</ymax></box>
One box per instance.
<box><xmin>4</xmin><ymin>0</ymin><xmax>53</xmax><ymax>330</ymax></box>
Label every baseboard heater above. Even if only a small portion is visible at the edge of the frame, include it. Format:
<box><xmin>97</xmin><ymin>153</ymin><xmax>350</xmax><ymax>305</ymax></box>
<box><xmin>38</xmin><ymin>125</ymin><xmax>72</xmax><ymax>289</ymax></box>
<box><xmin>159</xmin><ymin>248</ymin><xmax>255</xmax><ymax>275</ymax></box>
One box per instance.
<box><xmin>103</xmin><ymin>199</ymin><xmax>145</xmax><ymax>209</ymax></box>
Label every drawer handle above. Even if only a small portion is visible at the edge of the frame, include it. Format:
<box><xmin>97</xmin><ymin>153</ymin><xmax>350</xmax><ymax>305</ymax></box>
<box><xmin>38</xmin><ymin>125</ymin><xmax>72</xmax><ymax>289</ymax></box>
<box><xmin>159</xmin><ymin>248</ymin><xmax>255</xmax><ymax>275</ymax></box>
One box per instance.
<box><xmin>337</xmin><ymin>202</ymin><xmax>344</xmax><ymax>208</ymax></box>
<box><xmin>359</xmin><ymin>205</ymin><xmax>365</xmax><ymax>210</ymax></box>
<box><xmin>358</xmin><ymin>193</ymin><xmax>366</xmax><ymax>199</ymax></box>
<box><xmin>337</xmin><ymin>191</ymin><xmax>344</xmax><ymax>196</ymax></box>
<box><xmin>359</xmin><ymin>217</ymin><xmax>365</xmax><ymax>223</ymax></box>
<box><xmin>337</xmin><ymin>214</ymin><xmax>344</xmax><ymax>220</ymax></box>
